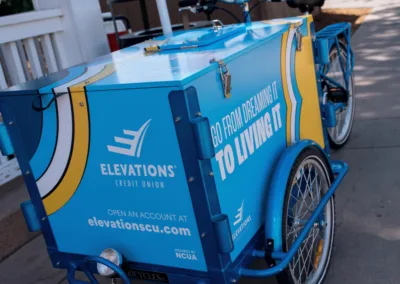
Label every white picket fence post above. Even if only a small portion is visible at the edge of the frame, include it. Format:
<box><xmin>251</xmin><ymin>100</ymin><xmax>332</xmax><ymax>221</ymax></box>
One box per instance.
<box><xmin>0</xmin><ymin>0</ymin><xmax>110</xmax><ymax>90</ymax></box>
<box><xmin>0</xmin><ymin>9</ymin><xmax>66</xmax><ymax>89</ymax></box>
<box><xmin>34</xmin><ymin>0</ymin><xmax>111</xmax><ymax>66</ymax></box>
<box><xmin>0</xmin><ymin>0</ymin><xmax>110</xmax><ymax>186</ymax></box>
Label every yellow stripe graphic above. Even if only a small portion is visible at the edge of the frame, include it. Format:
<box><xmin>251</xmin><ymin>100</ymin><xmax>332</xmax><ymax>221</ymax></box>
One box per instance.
<box><xmin>296</xmin><ymin>16</ymin><xmax>325</xmax><ymax>148</ymax></box>
<box><xmin>281</xmin><ymin>31</ymin><xmax>292</xmax><ymax>146</ymax></box>
<box><xmin>70</xmin><ymin>64</ymin><xmax>116</xmax><ymax>92</ymax></box>
<box><xmin>43</xmin><ymin>64</ymin><xmax>116</xmax><ymax>215</ymax></box>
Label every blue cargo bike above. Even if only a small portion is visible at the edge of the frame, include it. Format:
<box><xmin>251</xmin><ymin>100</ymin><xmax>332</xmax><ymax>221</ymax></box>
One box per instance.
<box><xmin>0</xmin><ymin>0</ymin><xmax>354</xmax><ymax>283</ymax></box>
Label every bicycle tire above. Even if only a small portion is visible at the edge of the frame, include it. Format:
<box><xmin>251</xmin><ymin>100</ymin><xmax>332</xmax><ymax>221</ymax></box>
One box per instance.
<box><xmin>325</xmin><ymin>40</ymin><xmax>356</xmax><ymax>149</ymax></box>
<box><xmin>276</xmin><ymin>146</ymin><xmax>335</xmax><ymax>284</ymax></box>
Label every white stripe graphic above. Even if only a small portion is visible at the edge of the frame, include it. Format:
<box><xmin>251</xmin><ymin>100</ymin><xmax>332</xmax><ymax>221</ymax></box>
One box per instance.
<box><xmin>54</xmin><ymin>64</ymin><xmax>105</xmax><ymax>93</ymax></box>
<box><xmin>37</xmin><ymin>64</ymin><xmax>106</xmax><ymax>198</ymax></box>
<box><xmin>286</xmin><ymin>29</ymin><xmax>297</xmax><ymax>145</ymax></box>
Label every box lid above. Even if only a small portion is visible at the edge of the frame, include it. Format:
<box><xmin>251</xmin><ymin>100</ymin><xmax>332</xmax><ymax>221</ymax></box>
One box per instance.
<box><xmin>0</xmin><ymin>17</ymin><xmax>309</xmax><ymax>95</ymax></box>
<box><xmin>155</xmin><ymin>22</ymin><xmax>246</xmax><ymax>51</ymax></box>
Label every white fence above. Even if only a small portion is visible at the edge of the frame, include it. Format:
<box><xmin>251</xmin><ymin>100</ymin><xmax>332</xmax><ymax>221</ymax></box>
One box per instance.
<box><xmin>0</xmin><ymin>0</ymin><xmax>110</xmax><ymax>186</ymax></box>
<box><xmin>0</xmin><ymin>10</ymin><xmax>68</xmax><ymax>185</ymax></box>
<box><xmin>0</xmin><ymin>9</ymin><xmax>66</xmax><ymax>89</ymax></box>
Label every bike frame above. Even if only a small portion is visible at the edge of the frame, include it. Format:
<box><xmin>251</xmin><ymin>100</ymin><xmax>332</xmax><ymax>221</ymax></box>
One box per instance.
<box><xmin>65</xmin><ymin>7</ymin><xmax>353</xmax><ymax>283</ymax></box>
<box><xmin>317</xmin><ymin>24</ymin><xmax>354</xmax><ymax>91</ymax></box>
<box><xmin>2</xmin><ymin>3</ymin><xmax>351</xmax><ymax>284</ymax></box>
<box><xmin>314</xmin><ymin>22</ymin><xmax>354</xmax><ymax>156</ymax></box>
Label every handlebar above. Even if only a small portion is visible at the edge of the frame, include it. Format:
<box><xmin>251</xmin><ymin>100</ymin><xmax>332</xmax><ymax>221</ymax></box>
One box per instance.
<box><xmin>179</xmin><ymin>0</ymin><xmax>199</xmax><ymax>7</ymax></box>
<box><xmin>177</xmin><ymin>0</ymin><xmax>321</xmax><ymax>25</ymax></box>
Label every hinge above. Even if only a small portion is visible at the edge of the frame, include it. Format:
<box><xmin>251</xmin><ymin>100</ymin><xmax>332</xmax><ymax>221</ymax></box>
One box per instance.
<box><xmin>295</xmin><ymin>26</ymin><xmax>303</xmax><ymax>51</ymax></box>
<box><xmin>265</xmin><ymin>239</ymin><xmax>276</xmax><ymax>267</ymax></box>
<box><xmin>191</xmin><ymin>116</ymin><xmax>215</xmax><ymax>160</ymax></box>
<box><xmin>210</xmin><ymin>59</ymin><xmax>232</xmax><ymax>98</ymax></box>
<box><xmin>21</xmin><ymin>200</ymin><xmax>41</xmax><ymax>232</ymax></box>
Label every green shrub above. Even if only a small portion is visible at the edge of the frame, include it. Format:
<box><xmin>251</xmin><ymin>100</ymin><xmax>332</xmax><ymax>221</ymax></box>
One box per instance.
<box><xmin>0</xmin><ymin>0</ymin><xmax>34</xmax><ymax>17</ymax></box>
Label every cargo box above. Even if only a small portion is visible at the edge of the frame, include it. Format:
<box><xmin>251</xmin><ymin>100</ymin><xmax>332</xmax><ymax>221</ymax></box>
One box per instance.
<box><xmin>0</xmin><ymin>15</ymin><xmax>325</xmax><ymax>281</ymax></box>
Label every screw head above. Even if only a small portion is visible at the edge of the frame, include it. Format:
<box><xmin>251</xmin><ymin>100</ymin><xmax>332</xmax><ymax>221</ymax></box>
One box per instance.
<box><xmin>196</xmin><ymin>112</ymin><xmax>202</xmax><ymax>117</ymax></box>
<box><xmin>42</xmin><ymin>217</ymin><xmax>47</xmax><ymax>221</ymax></box>
<box><xmin>188</xmin><ymin>177</ymin><xmax>195</xmax><ymax>183</ymax></box>
<box><xmin>56</xmin><ymin>261</ymin><xmax>61</xmax><ymax>266</ymax></box>
<box><xmin>8</xmin><ymin>121</ymin><xmax>13</xmax><ymax>126</ymax></box>
<box><xmin>201</xmin><ymin>232</ymin><xmax>206</xmax><ymax>238</ymax></box>
<box><xmin>231</xmin><ymin>279</ymin><xmax>237</xmax><ymax>283</ymax></box>
<box><xmin>25</xmin><ymin>170</ymin><xmax>30</xmax><ymax>175</ymax></box>
<box><xmin>175</xmin><ymin>116</ymin><xmax>181</xmax><ymax>123</ymax></box>
<box><xmin>208</xmin><ymin>171</ymin><xmax>214</xmax><ymax>176</ymax></box>
<box><xmin>79</xmin><ymin>102</ymin><xmax>84</xmax><ymax>107</ymax></box>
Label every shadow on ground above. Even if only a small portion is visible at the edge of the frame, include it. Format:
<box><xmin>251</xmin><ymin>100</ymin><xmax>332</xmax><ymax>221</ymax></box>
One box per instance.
<box><xmin>323</xmin><ymin>5</ymin><xmax>400</xmax><ymax>284</ymax></box>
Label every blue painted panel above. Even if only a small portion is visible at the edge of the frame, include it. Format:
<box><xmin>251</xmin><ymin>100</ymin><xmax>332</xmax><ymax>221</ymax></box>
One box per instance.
<box><xmin>48</xmin><ymin>87</ymin><xmax>207</xmax><ymax>271</ymax></box>
<box><xmin>0</xmin><ymin>16</ymin><xmax>320</xmax><ymax>282</ymax></box>
<box><xmin>30</xmin><ymin>67</ymin><xmax>86</xmax><ymax>179</ymax></box>
<box><xmin>0</xmin><ymin>95</ymin><xmax>42</xmax><ymax>160</ymax></box>
<box><xmin>190</xmin><ymin>35</ymin><xmax>288</xmax><ymax>262</ymax></box>
<box><xmin>169</xmin><ymin>88</ymin><xmax>230</xmax><ymax>283</ymax></box>
<box><xmin>29</xmin><ymin>94</ymin><xmax>57</xmax><ymax>179</ymax></box>
<box><xmin>21</xmin><ymin>200</ymin><xmax>41</xmax><ymax>232</ymax></box>
<box><xmin>39</xmin><ymin>66</ymin><xmax>86</xmax><ymax>94</ymax></box>
<box><xmin>85</xmin><ymin>24</ymin><xmax>289</xmax><ymax>91</ymax></box>
<box><xmin>0</xmin><ymin>100</ymin><xmax>58</xmax><ymax>249</ymax></box>
<box><xmin>0</xmin><ymin>122</ymin><xmax>14</xmax><ymax>155</ymax></box>
<box><xmin>0</xmin><ymin>69</ymin><xmax>69</xmax><ymax>94</ymax></box>
<box><xmin>158</xmin><ymin>25</ymin><xmax>246</xmax><ymax>50</ymax></box>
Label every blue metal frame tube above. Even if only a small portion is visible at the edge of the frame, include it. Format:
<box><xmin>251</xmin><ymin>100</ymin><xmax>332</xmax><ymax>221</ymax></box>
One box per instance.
<box><xmin>238</xmin><ymin>161</ymin><xmax>348</xmax><ymax>278</ymax></box>
<box><xmin>66</xmin><ymin>256</ymin><xmax>131</xmax><ymax>284</ymax></box>
<box><xmin>252</xmin><ymin>250</ymin><xmax>287</xmax><ymax>260</ymax></box>
<box><xmin>242</xmin><ymin>2</ymin><xmax>251</xmax><ymax>24</ymax></box>
<box><xmin>319</xmin><ymin>73</ymin><xmax>346</xmax><ymax>90</ymax></box>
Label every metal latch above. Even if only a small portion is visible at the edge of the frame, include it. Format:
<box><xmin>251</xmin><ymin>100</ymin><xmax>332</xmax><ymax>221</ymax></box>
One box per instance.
<box><xmin>211</xmin><ymin>59</ymin><xmax>231</xmax><ymax>98</ymax></box>
<box><xmin>212</xmin><ymin>19</ymin><xmax>224</xmax><ymax>32</ymax></box>
<box><xmin>295</xmin><ymin>26</ymin><xmax>303</xmax><ymax>51</ymax></box>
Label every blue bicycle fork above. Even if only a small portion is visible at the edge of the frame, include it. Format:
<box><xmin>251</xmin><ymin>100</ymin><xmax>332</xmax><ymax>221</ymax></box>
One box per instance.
<box><xmin>239</xmin><ymin>160</ymin><xmax>348</xmax><ymax>278</ymax></box>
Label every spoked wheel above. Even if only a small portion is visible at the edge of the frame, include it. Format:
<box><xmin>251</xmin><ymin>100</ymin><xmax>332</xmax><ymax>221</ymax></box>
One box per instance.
<box><xmin>324</xmin><ymin>41</ymin><xmax>356</xmax><ymax>149</ymax></box>
<box><xmin>277</xmin><ymin>147</ymin><xmax>335</xmax><ymax>284</ymax></box>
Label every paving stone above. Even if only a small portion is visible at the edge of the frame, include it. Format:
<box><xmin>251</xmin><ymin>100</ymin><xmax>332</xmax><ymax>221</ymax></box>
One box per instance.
<box><xmin>0</xmin><ymin>209</ymin><xmax>40</xmax><ymax>262</ymax></box>
<box><xmin>0</xmin><ymin>176</ymin><xmax>28</xmax><ymax>221</ymax></box>
<box><xmin>0</xmin><ymin>236</ymin><xmax>65</xmax><ymax>284</ymax></box>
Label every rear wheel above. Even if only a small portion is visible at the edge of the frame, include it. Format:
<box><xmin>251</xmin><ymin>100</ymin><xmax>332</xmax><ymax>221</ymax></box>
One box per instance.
<box><xmin>324</xmin><ymin>41</ymin><xmax>356</xmax><ymax>149</ymax></box>
<box><xmin>276</xmin><ymin>147</ymin><xmax>335</xmax><ymax>284</ymax></box>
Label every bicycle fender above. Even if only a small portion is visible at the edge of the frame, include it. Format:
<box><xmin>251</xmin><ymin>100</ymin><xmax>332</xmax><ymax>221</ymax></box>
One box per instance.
<box><xmin>264</xmin><ymin>139</ymin><xmax>327</xmax><ymax>253</ymax></box>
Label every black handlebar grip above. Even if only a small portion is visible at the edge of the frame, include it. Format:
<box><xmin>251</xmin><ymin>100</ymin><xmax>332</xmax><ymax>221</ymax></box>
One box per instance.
<box><xmin>179</xmin><ymin>0</ymin><xmax>199</xmax><ymax>7</ymax></box>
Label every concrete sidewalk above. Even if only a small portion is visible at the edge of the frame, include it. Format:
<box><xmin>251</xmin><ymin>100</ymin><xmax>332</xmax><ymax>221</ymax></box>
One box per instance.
<box><xmin>323</xmin><ymin>0</ymin><xmax>400</xmax><ymax>9</ymax></box>
<box><xmin>322</xmin><ymin>0</ymin><xmax>400</xmax><ymax>283</ymax></box>
<box><xmin>1</xmin><ymin>1</ymin><xmax>400</xmax><ymax>283</ymax></box>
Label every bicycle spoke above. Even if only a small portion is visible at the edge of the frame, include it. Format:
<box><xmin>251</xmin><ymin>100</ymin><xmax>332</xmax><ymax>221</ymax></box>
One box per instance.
<box><xmin>326</xmin><ymin>45</ymin><xmax>354</xmax><ymax>146</ymax></box>
<box><xmin>285</xmin><ymin>156</ymin><xmax>334</xmax><ymax>284</ymax></box>
<box><xmin>296</xmin><ymin>228</ymin><xmax>319</xmax><ymax>283</ymax></box>
<box><xmin>291</xmin><ymin>231</ymin><xmax>316</xmax><ymax>281</ymax></box>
